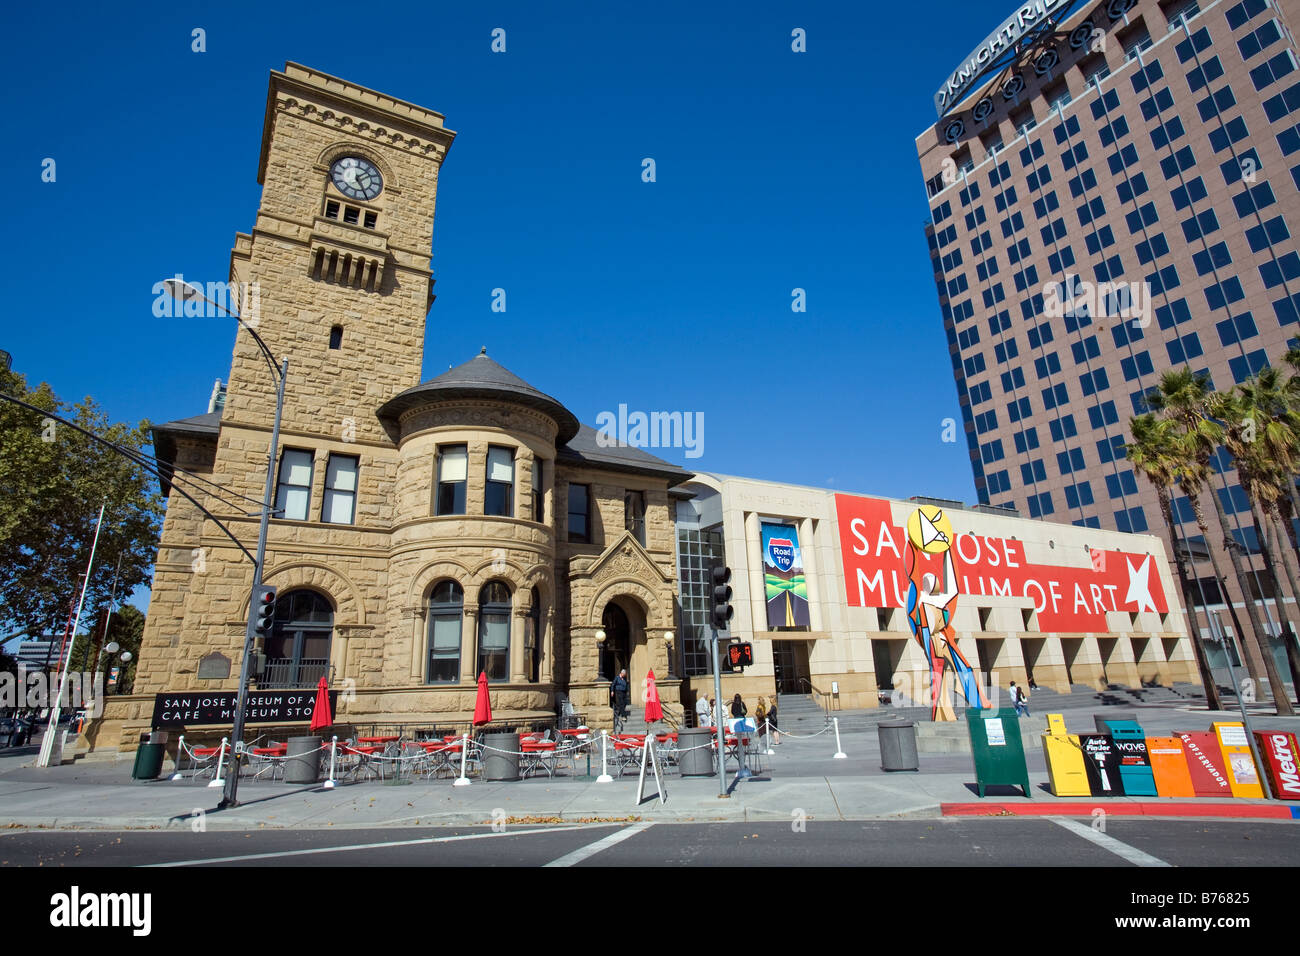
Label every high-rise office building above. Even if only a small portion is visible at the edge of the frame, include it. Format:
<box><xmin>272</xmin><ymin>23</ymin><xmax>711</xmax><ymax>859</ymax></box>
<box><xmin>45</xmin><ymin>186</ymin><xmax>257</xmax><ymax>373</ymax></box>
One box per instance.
<box><xmin>917</xmin><ymin>0</ymin><xmax>1300</xmax><ymax>689</ymax></box>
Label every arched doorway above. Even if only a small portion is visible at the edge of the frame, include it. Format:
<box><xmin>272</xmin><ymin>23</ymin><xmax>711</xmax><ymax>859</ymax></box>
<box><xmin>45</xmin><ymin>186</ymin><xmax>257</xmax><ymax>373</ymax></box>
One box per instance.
<box><xmin>600</xmin><ymin>603</ymin><xmax>631</xmax><ymax>683</ymax></box>
<box><xmin>265</xmin><ymin>590</ymin><xmax>333</xmax><ymax>688</ymax></box>
<box><xmin>599</xmin><ymin>596</ymin><xmax>649</xmax><ymax>705</ymax></box>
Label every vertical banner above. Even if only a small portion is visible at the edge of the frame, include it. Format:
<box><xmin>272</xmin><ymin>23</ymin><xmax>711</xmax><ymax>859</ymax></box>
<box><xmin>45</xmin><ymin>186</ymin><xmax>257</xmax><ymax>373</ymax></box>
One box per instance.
<box><xmin>762</xmin><ymin>522</ymin><xmax>810</xmax><ymax>628</ymax></box>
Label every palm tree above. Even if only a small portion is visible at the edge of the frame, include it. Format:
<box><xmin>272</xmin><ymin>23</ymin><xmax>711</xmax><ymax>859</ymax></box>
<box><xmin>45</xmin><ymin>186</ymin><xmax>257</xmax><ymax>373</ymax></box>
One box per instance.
<box><xmin>1208</xmin><ymin>377</ymin><xmax>1300</xmax><ymax>703</ymax></box>
<box><xmin>1127</xmin><ymin>413</ymin><xmax>1221</xmax><ymax>709</ymax></box>
<box><xmin>1145</xmin><ymin>368</ymin><xmax>1294</xmax><ymax>715</ymax></box>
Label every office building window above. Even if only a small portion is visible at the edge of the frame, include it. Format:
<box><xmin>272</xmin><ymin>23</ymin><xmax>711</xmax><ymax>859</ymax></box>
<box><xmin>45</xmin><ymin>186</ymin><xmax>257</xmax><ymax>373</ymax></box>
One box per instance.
<box><xmin>426</xmin><ymin>581</ymin><xmax>463</xmax><ymax>683</ymax></box>
<box><xmin>532</xmin><ymin>459</ymin><xmax>544</xmax><ymax>522</ymax></box>
<box><xmin>485</xmin><ymin>446</ymin><xmax>515</xmax><ymax>517</ymax></box>
<box><xmin>476</xmin><ymin>581</ymin><xmax>511</xmax><ymax>682</ymax></box>
<box><xmin>436</xmin><ymin>444</ymin><xmax>468</xmax><ymax>515</ymax></box>
<box><xmin>568</xmin><ymin>483</ymin><xmax>591</xmax><ymax>543</ymax></box>
<box><xmin>625</xmin><ymin>490</ymin><xmax>647</xmax><ymax>546</ymax></box>
<box><xmin>274</xmin><ymin>449</ymin><xmax>314</xmax><ymax>522</ymax></box>
<box><xmin>322</xmin><ymin>454</ymin><xmax>358</xmax><ymax>525</ymax></box>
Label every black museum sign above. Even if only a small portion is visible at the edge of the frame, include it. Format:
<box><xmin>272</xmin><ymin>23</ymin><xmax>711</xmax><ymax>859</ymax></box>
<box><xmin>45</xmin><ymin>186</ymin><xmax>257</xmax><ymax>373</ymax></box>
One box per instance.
<box><xmin>152</xmin><ymin>691</ymin><xmax>339</xmax><ymax>728</ymax></box>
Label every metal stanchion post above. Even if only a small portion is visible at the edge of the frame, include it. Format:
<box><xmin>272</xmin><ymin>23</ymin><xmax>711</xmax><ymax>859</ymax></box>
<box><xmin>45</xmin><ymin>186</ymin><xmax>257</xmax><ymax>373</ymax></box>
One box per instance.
<box><xmin>454</xmin><ymin>732</ymin><xmax>471</xmax><ymax>786</ymax></box>
<box><xmin>324</xmin><ymin>736</ymin><xmax>338</xmax><ymax>789</ymax></box>
<box><xmin>833</xmin><ymin>717</ymin><xmax>847</xmax><ymax>759</ymax></box>
<box><xmin>170</xmin><ymin>735</ymin><xmax>185</xmax><ymax>781</ymax></box>
<box><xmin>209</xmin><ymin>737</ymin><xmax>229</xmax><ymax>788</ymax></box>
<box><xmin>597</xmin><ymin>730</ymin><xmax>613</xmax><ymax>783</ymax></box>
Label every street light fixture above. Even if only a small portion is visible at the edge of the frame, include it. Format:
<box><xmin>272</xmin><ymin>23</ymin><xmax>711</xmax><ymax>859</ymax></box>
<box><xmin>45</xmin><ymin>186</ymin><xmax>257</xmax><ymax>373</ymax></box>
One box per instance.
<box><xmin>161</xmin><ymin>279</ymin><xmax>289</xmax><ymax>809</ymax></box>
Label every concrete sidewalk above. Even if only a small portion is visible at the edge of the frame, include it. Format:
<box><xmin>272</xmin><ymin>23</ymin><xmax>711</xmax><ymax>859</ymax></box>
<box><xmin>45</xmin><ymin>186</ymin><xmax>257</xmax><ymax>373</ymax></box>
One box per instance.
<box><xmin>1</xmin><ymin>708</ymin><xmax>1297</xmax><ymax>831</ymax></box>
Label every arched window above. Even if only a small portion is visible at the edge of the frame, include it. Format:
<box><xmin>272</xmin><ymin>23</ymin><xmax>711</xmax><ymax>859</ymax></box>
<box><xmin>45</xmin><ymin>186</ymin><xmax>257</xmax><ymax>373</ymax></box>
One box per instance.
<box><xmin>526</xmin><ymin>587</ymin><xmax>541</xmax><ymax>683</ymax></box>
<box><xmin>427</xmin><ymin>581</ymin><xmax>463</xmax><ymax>683</ymax></box>
<box><xmin>477</xmin><ymin>581</ymin><xmax>511</xmax><ymax>681</ymax></box>
<box><xmin>265</xmin><ymin>590</ymin><xmax>333</xmax><ymax>689</ymax></box>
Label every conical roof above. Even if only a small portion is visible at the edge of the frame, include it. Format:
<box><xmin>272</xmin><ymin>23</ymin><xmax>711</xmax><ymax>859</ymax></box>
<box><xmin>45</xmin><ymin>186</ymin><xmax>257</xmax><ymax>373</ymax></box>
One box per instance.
<box><xmin>377</xmin><ymin>348</ymin><xmax>580</xmax><ymax>443</ymax></box>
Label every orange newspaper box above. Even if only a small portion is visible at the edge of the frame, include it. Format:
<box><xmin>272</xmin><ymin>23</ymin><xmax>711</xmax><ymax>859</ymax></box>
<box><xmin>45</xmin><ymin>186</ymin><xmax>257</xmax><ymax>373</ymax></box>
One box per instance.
<box><xmin>1145</xmin><ymin>736</ymin><xmax>1196</xmax><ymax>798</ymax></box>
<box><xmin>1212</xmin><ymin>721</ymin><xmax>1264</xmax><ymax>799</ymax></box>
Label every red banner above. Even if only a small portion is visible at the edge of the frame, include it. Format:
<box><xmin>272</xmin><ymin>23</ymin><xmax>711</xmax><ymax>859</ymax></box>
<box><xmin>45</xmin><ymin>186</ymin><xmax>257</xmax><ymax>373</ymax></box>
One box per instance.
<box><xmin>835</xmin><ymin>494</ymin><xmax>1168</xmax><ymax>632</ymax></box>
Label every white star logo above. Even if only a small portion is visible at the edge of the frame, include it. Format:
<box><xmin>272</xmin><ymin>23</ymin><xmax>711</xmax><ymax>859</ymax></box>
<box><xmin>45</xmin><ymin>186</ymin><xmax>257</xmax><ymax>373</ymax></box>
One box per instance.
<box><xmin>1125</xmin><ymin>555</ymin><xmax>1158</xmax><ymax>614</ymax></box>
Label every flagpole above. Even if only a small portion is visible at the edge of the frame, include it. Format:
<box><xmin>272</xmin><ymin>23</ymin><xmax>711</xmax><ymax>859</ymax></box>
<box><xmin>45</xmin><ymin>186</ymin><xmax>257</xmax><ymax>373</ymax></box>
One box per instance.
<box><xmin>38</xmin><ymin>500</ymin><xmax>107</xmax><ymax>768</ymax></box>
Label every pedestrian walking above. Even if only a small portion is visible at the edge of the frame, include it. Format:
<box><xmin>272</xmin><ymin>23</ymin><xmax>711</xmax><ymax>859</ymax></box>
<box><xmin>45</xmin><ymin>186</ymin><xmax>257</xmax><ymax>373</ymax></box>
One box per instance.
<box><xmin>1010</xmin><ymin>681</ymin><xmax>1028</xmax><ymax>717</ymax></box>
<box><xmin>1018</xmin><ymin>682</ymin><xmax>1031</xmax><ymax>717</ymax></box>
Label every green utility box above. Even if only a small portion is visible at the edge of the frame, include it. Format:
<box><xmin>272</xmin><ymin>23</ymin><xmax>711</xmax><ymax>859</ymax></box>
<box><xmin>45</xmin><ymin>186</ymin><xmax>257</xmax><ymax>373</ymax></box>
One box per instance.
<box><xmin>965</xmin><ymin>708</ymin><xmax>1031</xmax><ymax>797</ymax></box>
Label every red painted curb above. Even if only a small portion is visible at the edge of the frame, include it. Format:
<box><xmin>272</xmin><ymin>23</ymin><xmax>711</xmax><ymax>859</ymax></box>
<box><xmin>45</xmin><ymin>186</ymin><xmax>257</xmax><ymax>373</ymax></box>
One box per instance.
<box><xmin>940</xmin><ymin>801</ymin><xmax>1295</xmax><ymax>819</ymax></box>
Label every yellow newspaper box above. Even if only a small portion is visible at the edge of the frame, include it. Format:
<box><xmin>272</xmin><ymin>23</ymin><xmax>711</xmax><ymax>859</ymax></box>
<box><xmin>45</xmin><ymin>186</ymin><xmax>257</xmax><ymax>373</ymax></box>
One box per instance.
<box><xmin>1042</xmin><ymin>713</ymin><xmax>1090</xmax><ymax>797</ymax></box>
<box><xmin>1212</xmin><ymin>721</ymin><xmax>1264</xmax><ymax>799</ymax></box>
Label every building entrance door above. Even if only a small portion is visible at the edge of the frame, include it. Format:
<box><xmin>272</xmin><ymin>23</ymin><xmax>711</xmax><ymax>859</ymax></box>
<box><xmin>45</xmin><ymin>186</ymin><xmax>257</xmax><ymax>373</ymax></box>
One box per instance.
<box><xmin>773</xmin><ymin>640</ymin><xmax>809</xmax><ymax>694</ymax></box>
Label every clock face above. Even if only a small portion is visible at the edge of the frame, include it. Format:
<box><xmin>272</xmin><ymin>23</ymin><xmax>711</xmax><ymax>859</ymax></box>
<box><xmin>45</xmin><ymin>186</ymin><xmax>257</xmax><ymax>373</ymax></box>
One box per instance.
<box><xmin>330</xmin><ymin>156</ymin><xmax>382</xmax><ymax>201</ymax></box>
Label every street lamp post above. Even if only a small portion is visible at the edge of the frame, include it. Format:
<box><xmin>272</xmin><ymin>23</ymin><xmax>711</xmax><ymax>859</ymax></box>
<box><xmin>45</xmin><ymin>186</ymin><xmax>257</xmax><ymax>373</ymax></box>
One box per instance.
<box><xmin>162</xmin><ymin>279</ymin><xmax>287</xmax><ymax>809</ymax></box>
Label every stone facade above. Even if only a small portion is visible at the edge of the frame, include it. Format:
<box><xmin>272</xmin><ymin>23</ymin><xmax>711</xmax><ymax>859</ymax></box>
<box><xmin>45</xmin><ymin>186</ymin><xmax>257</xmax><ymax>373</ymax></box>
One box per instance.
<box><xmin>88</xmin><ymin>64</ymin><xmax>687</xmax><ymax>754</ymax></box>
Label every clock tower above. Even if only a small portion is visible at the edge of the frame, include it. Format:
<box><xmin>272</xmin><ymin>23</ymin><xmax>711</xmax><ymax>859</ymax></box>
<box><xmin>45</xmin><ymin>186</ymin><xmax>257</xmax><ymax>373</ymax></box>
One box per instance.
<box><xmin>223</xmin><ymin>62</ymin><xmax>455</xmax><ymax>452</ymax></box>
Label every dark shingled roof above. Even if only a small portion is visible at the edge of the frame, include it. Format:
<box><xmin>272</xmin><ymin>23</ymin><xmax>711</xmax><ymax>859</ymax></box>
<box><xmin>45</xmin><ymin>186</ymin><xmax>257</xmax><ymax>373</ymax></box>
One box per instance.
<box><xmin>377</xmin><ymin>350</ymin><xmax>581</xmax><ymax>444</ymax></box>
<box><xmin>558</xmin><ymin>424</ymin><xmax>691</xmax><ymax>484</ymax></box>
<box><xmin>151</xmin><ymin>410</ymin><xmax>221</xmax><ymax>495</ymax></box>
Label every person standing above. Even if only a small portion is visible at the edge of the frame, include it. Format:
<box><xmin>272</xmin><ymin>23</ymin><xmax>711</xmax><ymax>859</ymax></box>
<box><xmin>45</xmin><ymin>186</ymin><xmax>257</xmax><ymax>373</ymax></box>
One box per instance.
<box><xmin>729</xmin><ymin>693</ymin><xmax>747</xmax><ymax>719</ymax></box>
<box><xmin>696</xmin><ymin>693</ymin><xmax>712</xmax><ymax>728</ymax></box>
<box><xmin>767</xmin><ymin>697</ymin><xmax>780</xmax><ymax>744</ymax></box>
<box><xmin>613</xmin><ymin>669</ymin><xmax>630</xmax><ymax>722</ymax></box>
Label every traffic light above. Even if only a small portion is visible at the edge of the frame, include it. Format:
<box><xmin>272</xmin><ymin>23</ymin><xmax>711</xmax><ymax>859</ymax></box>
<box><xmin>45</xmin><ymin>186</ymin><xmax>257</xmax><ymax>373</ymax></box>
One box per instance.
<box><xmin>727</xmin><ymin>642</ymin><xmax>754</xmax><ymax>670</ymax></box>
<box><xmin>252</xmin><ymin>585</ymin><xmax>277</xmax><ymax>636</ymax></box>
<box><xmin>711</xmin><ymin>565</ymin><xmax>733</xmax><ymax>632</ymax></box>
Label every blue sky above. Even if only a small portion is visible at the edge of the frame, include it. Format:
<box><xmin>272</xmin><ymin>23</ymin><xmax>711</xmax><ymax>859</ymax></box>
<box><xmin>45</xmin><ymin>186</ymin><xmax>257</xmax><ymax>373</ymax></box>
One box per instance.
<box><xmin>4</xmin><ymin>0</ymin><xmax>1019</xmax><ymax>585</ymax></box>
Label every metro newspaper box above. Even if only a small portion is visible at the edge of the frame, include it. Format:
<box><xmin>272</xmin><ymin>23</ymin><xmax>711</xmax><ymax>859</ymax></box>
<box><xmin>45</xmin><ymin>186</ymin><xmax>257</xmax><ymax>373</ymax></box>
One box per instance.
<box><xmin>1253</xmin><ymin>730</ymin><xmax>1300</xmax><ymax>800</ymax></box>
<box><xmin>1041</xmin><ymin>713</ymin><xmax>1089</xmax><ymax>797</ymax></box>
<box><xmin>966</xmin><ymin>707</ymin><xmax>1030</xmax><ymax>798</ymax></box>
<box><xmin>1104</xmin><ymin>719</ymin><xmax>1157</xmax><ymax>796</ymax></box>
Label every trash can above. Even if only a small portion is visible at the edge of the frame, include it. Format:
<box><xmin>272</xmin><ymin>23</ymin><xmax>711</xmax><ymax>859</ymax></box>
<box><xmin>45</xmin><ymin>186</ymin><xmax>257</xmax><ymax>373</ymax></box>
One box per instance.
<box><xmin>878</xmin><ymin>721</ymin><xmax>919</xmax><ymax>772</ymax></box>
<box><xmin>482</xmin><ymin>733</ymin><xmax>521</xmax><ymax>781</ymax></box>
<box><xmin>131</xmin><ymin>733</ymin><xmax>165</xmax><ymax>781</ymax></box>
<box><xmin>677</xmin><ymin>727</ymin><xmax>716</xmax><ymax>776</ymax></box>
<box><xmin>284</xmin><ymin>736</ymin><xmax>323</xmax><ymax>784</ymax></box>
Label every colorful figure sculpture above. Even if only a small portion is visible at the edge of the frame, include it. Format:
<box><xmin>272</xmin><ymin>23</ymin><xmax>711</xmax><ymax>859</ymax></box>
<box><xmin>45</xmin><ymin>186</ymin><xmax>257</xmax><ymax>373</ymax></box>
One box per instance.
<box><xmin>903</xmin><ymin>506</ymin><xmax>989</xmax><ymax>720</ymax></box>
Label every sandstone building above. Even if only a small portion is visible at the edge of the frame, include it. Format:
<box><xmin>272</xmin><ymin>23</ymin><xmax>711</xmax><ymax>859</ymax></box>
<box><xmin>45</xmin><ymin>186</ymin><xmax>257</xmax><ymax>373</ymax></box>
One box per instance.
<box><xmin>90</xmin><ymin>64</ymin><xmax>688</xmax><ymax>752</ymax></box>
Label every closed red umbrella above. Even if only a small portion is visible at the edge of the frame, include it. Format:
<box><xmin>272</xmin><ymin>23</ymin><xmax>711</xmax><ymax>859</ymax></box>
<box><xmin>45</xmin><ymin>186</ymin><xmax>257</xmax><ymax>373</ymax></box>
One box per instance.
<box><xmin>643</xmin><ymin>669</ymin><xmax>663</xmax><ymax>724</ymax></box>
<box><xmin>473</xmin><ymin>671</ymin><xmax>493</xmax><ymax>726</ymax></box>
<box><xmin>309</xmin><ymin>677</ymin><xmax>332</xmax><ymax>732</ymax></box>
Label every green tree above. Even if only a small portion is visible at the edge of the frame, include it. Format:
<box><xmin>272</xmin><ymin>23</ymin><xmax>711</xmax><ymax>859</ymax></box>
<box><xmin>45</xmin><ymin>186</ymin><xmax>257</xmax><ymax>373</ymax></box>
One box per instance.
<box><xmin>1209</xmin><ymin>367</ymin><xmax>1300</xmax><ymax>700</ymax></box>
<box><xmin>0</xmin><ymin>368</ymin><xmax>163</xmax><ymax>643</ymax></box>
<box><xmin>1146</xmin><ymin>368</ymin><xmax>1294</xmax><ymax>715</ymax></box>
<box><xmin>1127</xmin><ymin>413</ymin><xmax>1221</xmax><ymax>709</ymax></box>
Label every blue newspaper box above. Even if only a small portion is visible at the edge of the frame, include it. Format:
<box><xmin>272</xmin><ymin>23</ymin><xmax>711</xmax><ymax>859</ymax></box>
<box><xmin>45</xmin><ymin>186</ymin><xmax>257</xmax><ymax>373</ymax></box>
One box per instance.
<box><xmin>1104</xmin><ymin>719</ymin><xmax>1157</xmax><ymax>796</ymax></box>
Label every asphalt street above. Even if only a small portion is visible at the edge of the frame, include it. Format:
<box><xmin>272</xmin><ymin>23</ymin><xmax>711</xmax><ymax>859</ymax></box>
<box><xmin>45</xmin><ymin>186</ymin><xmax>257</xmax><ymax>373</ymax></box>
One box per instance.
<box><xmin>2</xmin><ymin>818</ymin><xmax>1296</xmax><ymax>867</ymax></box>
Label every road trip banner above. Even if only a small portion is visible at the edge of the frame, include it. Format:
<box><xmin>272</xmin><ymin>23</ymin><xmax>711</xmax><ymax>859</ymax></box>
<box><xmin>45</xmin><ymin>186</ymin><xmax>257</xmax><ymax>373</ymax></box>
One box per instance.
<box><xmin>834</xmin><ymin>494</ymin><xmax>1167</xmax><ymax>632</ymax></box>
<box><xmin>762</xmin><ymin>522</ymin><xmax>810</xmax><ymax>627</ymax></box>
